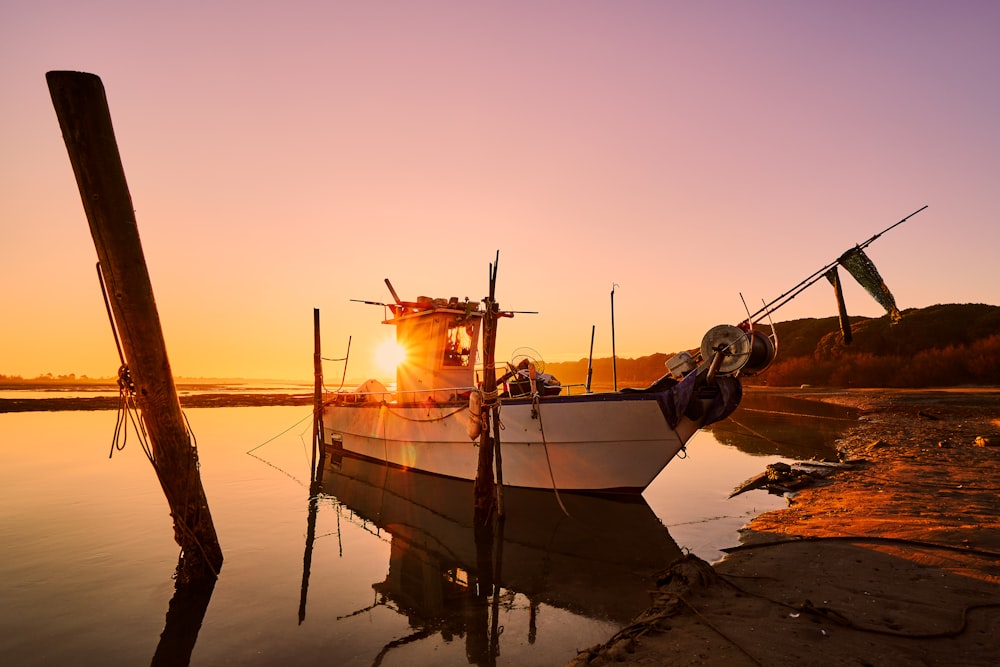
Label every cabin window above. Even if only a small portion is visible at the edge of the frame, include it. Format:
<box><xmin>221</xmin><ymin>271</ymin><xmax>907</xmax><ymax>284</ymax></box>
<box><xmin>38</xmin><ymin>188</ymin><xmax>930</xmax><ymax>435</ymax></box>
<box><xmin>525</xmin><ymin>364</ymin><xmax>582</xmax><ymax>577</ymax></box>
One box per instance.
<box><xmin>443</xmin><ymin>320</ymin><xmax>474</xmax><ymax>367</ymax></box>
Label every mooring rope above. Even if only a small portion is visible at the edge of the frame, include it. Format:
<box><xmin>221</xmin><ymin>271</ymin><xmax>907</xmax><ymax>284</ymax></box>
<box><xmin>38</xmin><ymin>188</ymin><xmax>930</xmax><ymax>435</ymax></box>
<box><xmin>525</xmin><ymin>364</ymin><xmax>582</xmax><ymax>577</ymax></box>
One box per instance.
<box><xmin>247</xmin><ymin>409</ymin><xmax>314</xmax><ymax>453</ymax></box>
<box><xmin>533</xmin><ymin>394</ymin><xmax>570</xmax><ymax>517</ymax></box>
<box><xmin>110</xmin><ymin>365</ymin><xmax>155</xmax><ymax>464</ymax></box>
<box><xmin>728</xmin><ymin>416</ymin><xmax>789</xmax><ymax>451</ymax></box>
<box><xmin>738</xmin><ymin>407</ymin><xmax>858</xmax><ymax>422</ymax></box>
<box><xmin>110</xmin><ymin>368</ymin><xmax>221</xmax><ymax>577</ymax></box>
<box><xmin>715</xmin><ymin>558</ymin><xmax>1000</xmax><ymax>640</ymax></box>
<box><xmin>381</xmin><ymin>402</ymin><xmax>468</xmax><ymax>422</ymax></box>
<box><xmin>96</xmin><ymin>263</ymin><xmax>222</xmax><ymax>577</ymax></box>
<box><xmin>480</xmin><ymin>388</ymin><xmax>504</xmax><ymax>432</ymax></box>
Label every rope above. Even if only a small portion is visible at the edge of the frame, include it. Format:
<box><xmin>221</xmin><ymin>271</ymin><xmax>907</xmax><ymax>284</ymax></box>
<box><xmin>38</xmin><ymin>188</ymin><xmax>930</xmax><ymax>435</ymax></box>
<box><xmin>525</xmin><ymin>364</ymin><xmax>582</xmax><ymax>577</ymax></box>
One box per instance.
<box><xmin>480</xmin><ymin>388</ymin><xmax>504</xmax><ymax>432</ymax></box>
<box><xmin>96</xmin><ymin>264</ymin><xmax>220</xmax><ymax>577</ymax></box>
<box><xmin>382</xmin><ymin>403</ymin><xmax>468</xmax><ymax>423</ymax></box>
<box><xmin>716</xmin><ymin>565</ymin><xmax>1000</xmax><ymax>640</ymax></box>
<box><xmin>110</xmin><ymin>365</ymin><xmax>154</xmax><ymax>464</ymax></box>
<box><xmin>111</xmin><ymin>371</ymin><xmax>221</xmax><ymax>577</ymax></box>
<box><xmin>728</xmin><ymin>417</ymin><xmax>789</xmax><ymax>451</ymax></box>
<box><xmin>243</xmin><ymin>409</ymin><xmax>317</xmax><ymax>486</ymax></box>
<box><xmin>721</xmin><ymin>534</ymin><xmax>1000</xmax><ymax>559</ymax></box>
<box><xmin>481</xmin><ymin>388</ymin><xmax>500</xmax><ymax>408</ymax></box>
<box><xmin>738</xmin><ymin>407</ymin><xmax>858</xmax><ymax>422</ymax></box>
<box><xmin>533</xmin><ymin>394</ymin><xmax>570</xmax><ymax>517</ymax></box>
<box><xmin>247</xmin><ymin>409</ymin><xmax>314</xmax><ymax>453</ymax></box>
<box><xmin>679</xmin><ymin>595</ymin><xmax>764</xmax><ymax>666</ymax></box>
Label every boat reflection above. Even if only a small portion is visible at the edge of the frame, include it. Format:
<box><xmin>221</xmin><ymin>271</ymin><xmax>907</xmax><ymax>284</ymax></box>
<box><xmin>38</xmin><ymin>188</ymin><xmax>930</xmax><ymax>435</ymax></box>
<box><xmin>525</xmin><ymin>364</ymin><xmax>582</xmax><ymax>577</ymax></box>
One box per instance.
<box><xmin>313</xmin><ymin>451</ymin><xmax>682</xmax><ymax>659</ymax></box>
<box><xmin>709</xmin><ymin>392</ymin><xmax>859</xmax><ymax>459</ymax></box>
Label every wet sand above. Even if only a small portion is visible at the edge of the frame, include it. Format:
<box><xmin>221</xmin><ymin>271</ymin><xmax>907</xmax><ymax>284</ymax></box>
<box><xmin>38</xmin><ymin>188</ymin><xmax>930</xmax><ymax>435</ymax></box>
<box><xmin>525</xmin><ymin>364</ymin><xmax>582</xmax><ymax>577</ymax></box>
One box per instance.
<box><xmin>571</xmin><ymin>388</ymin><xmax>1000</xmax><ymax>666</ymax></box>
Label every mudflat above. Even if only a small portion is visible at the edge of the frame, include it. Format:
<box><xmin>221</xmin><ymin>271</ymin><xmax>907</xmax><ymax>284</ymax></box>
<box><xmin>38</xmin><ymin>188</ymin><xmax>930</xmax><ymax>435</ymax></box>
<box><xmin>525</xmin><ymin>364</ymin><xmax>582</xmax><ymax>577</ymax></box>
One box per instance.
<box><xmin>571</xmin><ymin>388</ymin><xmax>1000</xmax><ymax>666</ymax></box>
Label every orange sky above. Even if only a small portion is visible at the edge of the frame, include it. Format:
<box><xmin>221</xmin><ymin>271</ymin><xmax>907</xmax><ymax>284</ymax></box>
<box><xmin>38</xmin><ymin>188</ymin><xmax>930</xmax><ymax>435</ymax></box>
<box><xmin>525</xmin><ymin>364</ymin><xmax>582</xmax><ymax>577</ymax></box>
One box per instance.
<box><xmin>2</xmin><ymin>2</ymin><xmax>999</xmax><ymax>383</ymax></box>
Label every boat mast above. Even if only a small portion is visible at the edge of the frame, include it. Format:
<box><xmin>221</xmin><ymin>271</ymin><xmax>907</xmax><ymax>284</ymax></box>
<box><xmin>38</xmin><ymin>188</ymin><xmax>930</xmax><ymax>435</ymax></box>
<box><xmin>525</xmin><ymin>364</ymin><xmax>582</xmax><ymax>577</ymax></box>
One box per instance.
<box><xmin>586</xmin><ymin>325</ymin><xmax>595</xmax><ymax>393</ymax></box>
<box><xmin>611</xmin><ymin>284</ymin><xmax>618</xmax><ymax>391</ymax></box>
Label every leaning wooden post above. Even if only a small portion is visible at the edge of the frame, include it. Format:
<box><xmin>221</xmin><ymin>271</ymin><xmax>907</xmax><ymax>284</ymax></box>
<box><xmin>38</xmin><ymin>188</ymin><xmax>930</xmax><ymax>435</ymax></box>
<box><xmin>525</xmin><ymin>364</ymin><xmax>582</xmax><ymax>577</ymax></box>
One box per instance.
<box><xmin>47</xmin><ymin>70</ymin><xmax>223</xmax><ymax>581</ymax></box>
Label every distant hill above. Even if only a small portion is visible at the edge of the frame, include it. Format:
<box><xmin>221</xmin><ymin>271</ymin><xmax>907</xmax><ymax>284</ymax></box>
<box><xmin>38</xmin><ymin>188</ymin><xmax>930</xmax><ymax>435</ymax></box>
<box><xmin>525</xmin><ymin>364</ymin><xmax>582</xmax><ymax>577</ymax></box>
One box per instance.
<box><xmin>545</xmin><ymin>303</ymin><xmax>1000</xmax><ymax>389</ymax></box>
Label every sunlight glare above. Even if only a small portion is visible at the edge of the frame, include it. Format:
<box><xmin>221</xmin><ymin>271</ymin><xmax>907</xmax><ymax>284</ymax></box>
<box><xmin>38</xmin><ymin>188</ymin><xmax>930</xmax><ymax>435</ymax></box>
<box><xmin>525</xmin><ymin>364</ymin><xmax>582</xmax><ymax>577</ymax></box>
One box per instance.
<box><xmin>374</xmin><ymin>339</ymin><xmax>407</xmax><ymax>374</ymax></box>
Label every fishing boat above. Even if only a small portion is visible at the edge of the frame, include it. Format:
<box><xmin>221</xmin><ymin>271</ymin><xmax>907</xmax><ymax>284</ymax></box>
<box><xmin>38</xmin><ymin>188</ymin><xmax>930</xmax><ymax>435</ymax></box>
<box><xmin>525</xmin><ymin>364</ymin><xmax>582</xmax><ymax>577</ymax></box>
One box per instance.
<box><xmin>321</xmin><ymin>282</ymin><xmax>775</xmax><ymax>494</ymax></box>
<box><xmin>321</xmin><ymin>207</ymin><xmax>924</xmax><ymax>494</ymax></box>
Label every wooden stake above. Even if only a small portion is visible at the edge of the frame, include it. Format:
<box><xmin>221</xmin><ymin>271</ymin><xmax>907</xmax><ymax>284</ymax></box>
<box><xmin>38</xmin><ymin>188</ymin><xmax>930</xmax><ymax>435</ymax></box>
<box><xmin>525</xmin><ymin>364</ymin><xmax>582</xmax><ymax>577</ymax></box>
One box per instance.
<box><xmin>47</xmin><ymin>70</ymin><xmax>223</xmax><ymax>581</ymax></box>
<box><xmin>474</xmin><ymin>254</ymin><xmax>502</xmax><ymax>519</ymax></box>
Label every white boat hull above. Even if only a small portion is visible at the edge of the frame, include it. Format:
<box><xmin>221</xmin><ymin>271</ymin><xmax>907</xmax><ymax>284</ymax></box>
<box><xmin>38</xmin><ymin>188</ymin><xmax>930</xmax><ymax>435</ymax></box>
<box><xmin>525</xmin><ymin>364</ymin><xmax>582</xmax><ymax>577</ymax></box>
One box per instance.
<box><xmin>323</xmin><ymin>392</ymin><xmax>704</xmax><ymax>492</ymax></box>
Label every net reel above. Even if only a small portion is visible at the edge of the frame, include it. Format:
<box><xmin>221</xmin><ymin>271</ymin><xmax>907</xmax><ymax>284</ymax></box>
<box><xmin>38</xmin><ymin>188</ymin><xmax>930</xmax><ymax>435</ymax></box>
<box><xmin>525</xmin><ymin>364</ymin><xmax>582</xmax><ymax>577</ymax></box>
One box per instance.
<box><xmin>699</xmin><ymin>324</ymin><xmax>777</xmax><ymax>378</ymax></box>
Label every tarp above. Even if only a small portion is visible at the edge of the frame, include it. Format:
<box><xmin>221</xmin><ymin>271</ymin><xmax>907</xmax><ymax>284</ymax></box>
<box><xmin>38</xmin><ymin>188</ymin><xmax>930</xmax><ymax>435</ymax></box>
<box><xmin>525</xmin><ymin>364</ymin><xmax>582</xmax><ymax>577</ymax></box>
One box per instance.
<box><xmin>838</xmin><ymin>247</ymin><xmax>902</xmax><ymax>323</ymax></box>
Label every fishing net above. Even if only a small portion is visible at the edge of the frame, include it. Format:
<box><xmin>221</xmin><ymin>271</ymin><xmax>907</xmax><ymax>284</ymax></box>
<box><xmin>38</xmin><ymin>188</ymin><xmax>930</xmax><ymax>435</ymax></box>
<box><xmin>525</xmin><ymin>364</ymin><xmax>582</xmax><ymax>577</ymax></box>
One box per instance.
<box><xmin>838</xmin><ymin>247</ymin><xmax>902</xmax><ymax>323</ymax></box>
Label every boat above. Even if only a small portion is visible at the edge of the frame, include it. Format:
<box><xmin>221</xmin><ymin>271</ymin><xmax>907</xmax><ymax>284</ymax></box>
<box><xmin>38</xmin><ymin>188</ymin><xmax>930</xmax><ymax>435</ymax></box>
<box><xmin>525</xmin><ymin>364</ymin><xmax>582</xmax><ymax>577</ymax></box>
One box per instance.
<box><xmin>322</xmin><ymin>282</ymin><xmax>776</xmax><ymax>493</ymax></box>
<box><xmin>320</xmin><ymin>207</ymin><xmax>924</xmax><ymax>494</ymax></box>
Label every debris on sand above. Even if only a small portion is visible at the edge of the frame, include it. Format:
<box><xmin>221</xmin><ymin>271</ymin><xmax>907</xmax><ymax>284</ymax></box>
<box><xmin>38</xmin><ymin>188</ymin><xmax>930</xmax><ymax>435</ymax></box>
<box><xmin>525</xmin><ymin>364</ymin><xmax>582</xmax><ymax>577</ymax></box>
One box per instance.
<box><xmin>728</xmin><ymin>459</ymin><xmax>866</xmax><ymax>498</ymax></box>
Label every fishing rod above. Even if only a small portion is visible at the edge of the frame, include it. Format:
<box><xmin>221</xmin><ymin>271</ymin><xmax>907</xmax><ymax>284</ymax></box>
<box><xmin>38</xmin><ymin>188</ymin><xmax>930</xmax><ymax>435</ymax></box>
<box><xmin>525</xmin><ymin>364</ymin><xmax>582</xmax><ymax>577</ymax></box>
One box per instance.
<box><xmin>745</xmin><ymin>205</ymin><xmax>928</xmax><ymax>324</ymax></box>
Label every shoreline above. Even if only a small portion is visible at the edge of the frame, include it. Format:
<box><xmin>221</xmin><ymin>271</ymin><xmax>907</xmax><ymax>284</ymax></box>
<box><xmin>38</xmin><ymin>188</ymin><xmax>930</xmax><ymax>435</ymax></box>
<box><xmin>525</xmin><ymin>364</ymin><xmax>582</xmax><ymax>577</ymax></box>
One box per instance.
<box><xmin>571</xmin><ymin>388</ymin><xmax>1000</xmax><ymax>666</ymax></box>
<box><xmin>0</xmin><ymin>392</ymin><xmax>313</xmax><ymax>412</ymax></box>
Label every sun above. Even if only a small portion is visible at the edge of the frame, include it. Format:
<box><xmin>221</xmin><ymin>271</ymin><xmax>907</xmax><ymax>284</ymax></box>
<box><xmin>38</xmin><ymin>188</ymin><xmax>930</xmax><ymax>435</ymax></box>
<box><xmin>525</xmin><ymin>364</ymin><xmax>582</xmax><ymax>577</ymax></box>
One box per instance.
<box><xmin>374</xmin><ymin>338</ymin><xmax>407</xmax><ymax>375</ymax></box>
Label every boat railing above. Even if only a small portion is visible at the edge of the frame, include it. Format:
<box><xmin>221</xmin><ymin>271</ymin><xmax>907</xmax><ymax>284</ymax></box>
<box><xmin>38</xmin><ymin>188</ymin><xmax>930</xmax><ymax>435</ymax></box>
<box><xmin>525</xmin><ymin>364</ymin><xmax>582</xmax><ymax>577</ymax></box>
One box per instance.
<box><xmin>330</xmin><ymin>381</ymin><xmax>597</xmax><ymax>405</ymax></box>
<box><xmin>332</xmin><ymin>385</ymin><xmax>478</xmax><ymax>405</ymax></box>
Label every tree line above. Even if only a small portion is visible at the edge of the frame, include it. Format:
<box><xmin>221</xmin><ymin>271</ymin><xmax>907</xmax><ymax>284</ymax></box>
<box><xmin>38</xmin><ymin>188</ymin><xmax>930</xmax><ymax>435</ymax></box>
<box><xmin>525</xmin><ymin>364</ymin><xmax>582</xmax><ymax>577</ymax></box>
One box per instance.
<box><xmin>546</xmin><ymin>303</ymin><xmax>1000</xmax><ymax>389</ymax></box>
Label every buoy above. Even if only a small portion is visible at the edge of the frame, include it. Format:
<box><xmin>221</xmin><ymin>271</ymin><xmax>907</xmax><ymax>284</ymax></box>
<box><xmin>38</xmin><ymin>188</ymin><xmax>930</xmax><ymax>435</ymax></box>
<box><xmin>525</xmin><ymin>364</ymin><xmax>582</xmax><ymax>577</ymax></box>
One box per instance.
<box><xmin>467</xmin><ymin>390</ymin><xmax>483</xmax><ymax>440</ymax></box>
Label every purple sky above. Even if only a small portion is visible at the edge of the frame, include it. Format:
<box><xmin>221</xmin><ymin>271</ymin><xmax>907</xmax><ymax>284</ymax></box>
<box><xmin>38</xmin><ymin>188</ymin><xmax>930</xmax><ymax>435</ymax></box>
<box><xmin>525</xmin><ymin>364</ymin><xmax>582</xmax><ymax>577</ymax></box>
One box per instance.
<box><xmin>2</xmin><ymin>1</ymin><xmax>998</xmax><ymax>380</ymax></box>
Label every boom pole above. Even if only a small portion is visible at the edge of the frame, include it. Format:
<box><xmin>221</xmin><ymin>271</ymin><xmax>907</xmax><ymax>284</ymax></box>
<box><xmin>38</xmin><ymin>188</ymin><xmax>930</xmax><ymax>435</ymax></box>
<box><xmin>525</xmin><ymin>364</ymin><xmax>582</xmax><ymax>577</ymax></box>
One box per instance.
<box><xmin>746</xmin><ymin>205</ymin><xmax>927</xmax><ymax>324</ymax></box>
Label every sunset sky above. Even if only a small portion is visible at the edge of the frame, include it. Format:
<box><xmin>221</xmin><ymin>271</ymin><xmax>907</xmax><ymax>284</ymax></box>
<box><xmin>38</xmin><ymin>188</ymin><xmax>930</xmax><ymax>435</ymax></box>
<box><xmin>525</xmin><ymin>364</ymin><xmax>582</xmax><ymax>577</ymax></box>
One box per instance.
<box><xmin>2</xmin><ymin>1</ymin><xmax>998</xmax><ymax>383</ymax></box>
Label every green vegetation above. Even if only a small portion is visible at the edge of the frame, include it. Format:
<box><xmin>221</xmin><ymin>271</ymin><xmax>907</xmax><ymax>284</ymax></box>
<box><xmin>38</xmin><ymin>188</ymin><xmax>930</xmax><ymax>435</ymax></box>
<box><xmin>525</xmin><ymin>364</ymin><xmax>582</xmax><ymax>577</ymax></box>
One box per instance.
<box><xmin>546</xmin><ymin>303</ymin><xmax>1000</xmax><ymax>389</ymax></box>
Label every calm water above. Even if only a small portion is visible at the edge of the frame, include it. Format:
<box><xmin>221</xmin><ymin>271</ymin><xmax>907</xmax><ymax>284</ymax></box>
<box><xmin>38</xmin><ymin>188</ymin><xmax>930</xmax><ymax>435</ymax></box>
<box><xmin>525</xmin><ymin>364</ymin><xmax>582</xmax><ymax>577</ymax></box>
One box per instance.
<box><xmin>0</xmin><ymin>393</ymin><xmax>854</xmax><ymax>666</ymax></box>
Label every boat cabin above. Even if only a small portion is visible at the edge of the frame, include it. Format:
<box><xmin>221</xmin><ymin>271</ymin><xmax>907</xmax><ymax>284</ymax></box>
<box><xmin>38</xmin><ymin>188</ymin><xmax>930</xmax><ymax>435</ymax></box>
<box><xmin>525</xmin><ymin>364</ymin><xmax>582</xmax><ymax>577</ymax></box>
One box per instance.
<box><xmin>388</xmin><ymin>296</ymin><xmax>483</xmax><ymax>404</ymax></box>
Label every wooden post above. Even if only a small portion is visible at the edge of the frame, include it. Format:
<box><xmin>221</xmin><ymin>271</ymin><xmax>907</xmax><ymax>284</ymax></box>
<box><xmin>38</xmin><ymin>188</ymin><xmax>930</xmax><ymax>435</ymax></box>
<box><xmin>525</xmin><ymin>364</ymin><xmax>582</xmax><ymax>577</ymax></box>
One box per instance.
<box><xmin>47</xmin><ymin>71</ymin><xmax>223</xmax><ymax>581</ymax></box>
<box><xmin>474</xmin><ymin>256</ymin><xmax>500</xmax><ymax>520</ymax></box>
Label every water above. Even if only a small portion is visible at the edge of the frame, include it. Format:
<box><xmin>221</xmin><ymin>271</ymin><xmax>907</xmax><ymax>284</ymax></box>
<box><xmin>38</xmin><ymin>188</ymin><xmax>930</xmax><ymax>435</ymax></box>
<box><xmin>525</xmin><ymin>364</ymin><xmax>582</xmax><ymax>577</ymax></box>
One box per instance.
<box><xmin>0</xmin><ymin>393</ymin><xmax>854</xmax><ymax>666</ymax></box>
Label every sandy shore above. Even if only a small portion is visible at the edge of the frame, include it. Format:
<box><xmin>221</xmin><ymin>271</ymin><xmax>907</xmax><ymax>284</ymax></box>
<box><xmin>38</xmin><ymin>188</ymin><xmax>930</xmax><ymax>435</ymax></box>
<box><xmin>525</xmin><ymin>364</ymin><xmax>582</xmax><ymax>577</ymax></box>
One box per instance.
<box><xmin>570</xmin><ymin>388</ymin><xmax>1000</xmax><ymax>666</ymax></box>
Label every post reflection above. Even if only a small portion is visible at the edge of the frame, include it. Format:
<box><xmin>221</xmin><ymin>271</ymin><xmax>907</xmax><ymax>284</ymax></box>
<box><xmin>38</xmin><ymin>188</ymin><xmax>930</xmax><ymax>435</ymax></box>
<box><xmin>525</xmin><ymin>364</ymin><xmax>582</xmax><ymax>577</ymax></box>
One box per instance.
<box><xmin>150</xmin><ymin>573</ymin><xmax>216</xmax><ymax>667</ymax></box>
<box><xmin>299</xmin><ymin>442</ymin><xmax>328</xmax><ymax>625</ymax></box>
